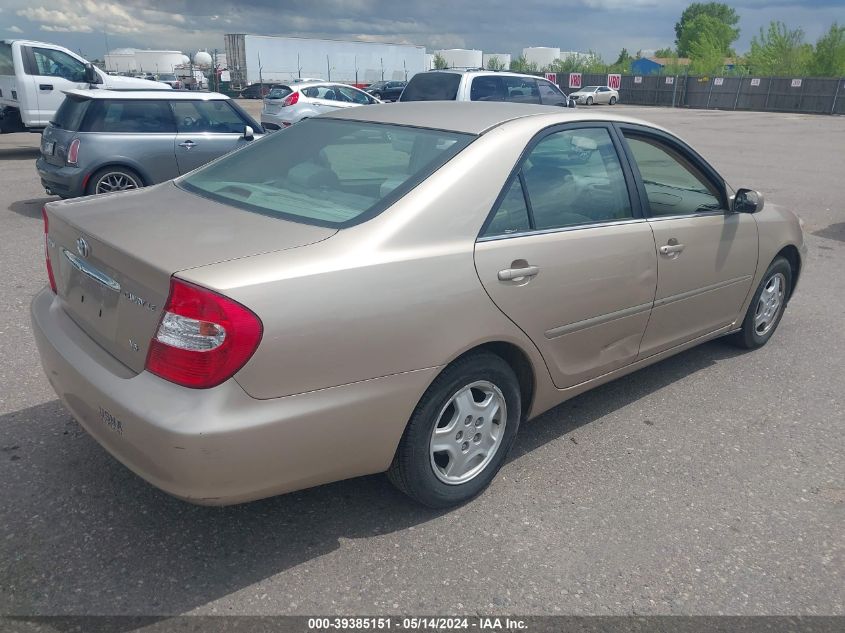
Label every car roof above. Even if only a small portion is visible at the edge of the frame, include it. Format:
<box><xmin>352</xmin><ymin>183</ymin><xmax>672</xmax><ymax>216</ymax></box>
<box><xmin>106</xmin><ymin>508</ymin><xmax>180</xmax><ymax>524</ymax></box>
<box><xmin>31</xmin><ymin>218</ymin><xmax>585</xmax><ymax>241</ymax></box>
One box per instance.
<box><xmin>323</xmin><ymin>101</ymin><xmax>663</xmax><ymax>135</ymax></box>
<box><xmin>290</xmin><ymin>82</ymin><xmax>366</xmax><ymax>91</ymax></box>
<box><xmin>421</xmin><ymin>69</ymin><xmax>555</xmax><ymax>81</ymax></box>
<box><xmin>61</xmin><ymin>89</ymin><xmax>230</xmax><ymax>101</ymax></box>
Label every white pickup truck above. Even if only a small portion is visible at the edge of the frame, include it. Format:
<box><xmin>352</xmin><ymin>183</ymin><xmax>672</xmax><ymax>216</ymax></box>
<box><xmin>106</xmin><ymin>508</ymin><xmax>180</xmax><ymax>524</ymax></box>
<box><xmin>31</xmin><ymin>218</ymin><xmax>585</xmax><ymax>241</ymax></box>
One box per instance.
<box><xmin>1</xmin><ymin>39</ymin><xmax>171</xmax><ymax>134</ymax></box>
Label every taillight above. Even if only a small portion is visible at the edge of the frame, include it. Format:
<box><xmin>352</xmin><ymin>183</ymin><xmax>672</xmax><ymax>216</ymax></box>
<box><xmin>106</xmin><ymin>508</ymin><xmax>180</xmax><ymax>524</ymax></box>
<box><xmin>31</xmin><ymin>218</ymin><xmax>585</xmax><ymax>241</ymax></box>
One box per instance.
<box><xmin>67</xmin><ymin>138</ymin><xmax>80</xmax><ymax>166</ymax></box>
<box><xmin>145</xmin><ymin>279</ymin><xmax>263</xmax><ymax>389</ymax></box>
<box><xmin>43</xmin><ymin>207</ymin><xmax>57</xmax><ymax>293</ymax></box>
<box><xmin>282</xmin><ymin>91</ymin><xmax>299</xmax><ymax>107</ymax></box>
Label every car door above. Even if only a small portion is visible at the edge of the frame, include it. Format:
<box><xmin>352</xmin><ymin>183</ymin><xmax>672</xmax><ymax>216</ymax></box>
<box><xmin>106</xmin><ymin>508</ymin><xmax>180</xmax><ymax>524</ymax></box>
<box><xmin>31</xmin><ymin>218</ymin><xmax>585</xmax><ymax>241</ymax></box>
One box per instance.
<box><xmin>82</xmin><ymin>98</ymin><xmax>179</xmax><ymax>184</ymax></box>
<box><xmin>597</xmin><ymin>87</ymin><xmax>612</xmax><ymax>104</ymax></box>
<box><xmin>333</xmin><ymin>85</ymin><xmax>376</xmax><ymax>108</ymax></box>
<box><xmin>171</xmin><ymin>99</ymin><xmax>253</xmax><ymax>174</ymax></box>
<box><xmin>474</xmin><ymin>125</ymin><xmax>658</xmax><ymax>389</ymax></box>
<box><xmin>618</xmin><ymin>125</ymin><xmax>759</xmax><ymax>358</ymax></box>
<box><xmin>23</xmin><ymin>45</ymin><xmax>89</xmax><ymax>127</ymax></box>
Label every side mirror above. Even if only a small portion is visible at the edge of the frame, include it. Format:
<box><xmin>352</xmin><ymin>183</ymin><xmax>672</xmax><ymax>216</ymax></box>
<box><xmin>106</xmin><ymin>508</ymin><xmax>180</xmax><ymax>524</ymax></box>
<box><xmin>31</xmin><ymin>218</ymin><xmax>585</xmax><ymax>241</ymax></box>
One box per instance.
<box><xmin>84</xmin><ymin>63</ymin><xmax>102</xmax><ymax>85</ymax></box>
<box><xmin>733</xmin><ymin>188</ymin><xmax>764</xmax><ymax>213</ymax></box>
<box><xmin>243</xmin><ymin>125</ymin><xmax>254</xmax><ymax>140</ymax></box>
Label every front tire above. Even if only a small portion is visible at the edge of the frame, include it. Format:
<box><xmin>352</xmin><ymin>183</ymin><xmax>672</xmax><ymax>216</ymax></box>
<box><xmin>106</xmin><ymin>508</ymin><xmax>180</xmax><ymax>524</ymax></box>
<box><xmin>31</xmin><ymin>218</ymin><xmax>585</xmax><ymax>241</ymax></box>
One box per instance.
<box><xmin>729</xmin><ymin>257</ymin><xmax>792</xmax><ymax>349</ymax></box>
<box><xmin>609</xmin><ymin>96</ymin><xmax>617</xmax><ymax>105</ymax></box>
<box><xmin>87</xmin><ymin>166</ymin><xmax>143</xmax><ymax>196</ymax></box>
<box><xmin>586</xmin><ymin>96</ymin><xmax>594</xmax><ymax>105</ymax></box>
<box><xmin>388</xmin><ymin>352</ymin><xmax>521</xmax><ymax>508</ymax></box>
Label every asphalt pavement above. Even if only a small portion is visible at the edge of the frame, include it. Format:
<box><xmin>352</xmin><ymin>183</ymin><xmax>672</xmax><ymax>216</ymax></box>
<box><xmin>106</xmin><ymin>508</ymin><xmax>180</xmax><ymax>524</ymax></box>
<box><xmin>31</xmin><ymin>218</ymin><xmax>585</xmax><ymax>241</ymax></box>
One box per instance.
<box><xmin>0</xmin><ymin>104</ymin><xmax>842</xmax><ymax>617</ymax></box>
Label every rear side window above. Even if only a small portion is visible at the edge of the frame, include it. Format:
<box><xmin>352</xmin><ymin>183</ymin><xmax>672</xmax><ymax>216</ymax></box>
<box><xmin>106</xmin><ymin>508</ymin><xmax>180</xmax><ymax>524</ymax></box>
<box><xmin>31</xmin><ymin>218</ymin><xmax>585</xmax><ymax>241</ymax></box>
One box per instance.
<box><xmin>0</xmin><ymin>42</ymin><xmax>13</xmax><ymax>75</ymax></box>
<box><xmin>84</xmin><ymin>100</ymin><xmax>176</xmax><ymax>133</ymax></box>
<box><xmin>51</xmin><ymin>96</ymin><xmax>90</xmax><ymax>131</ymax></box>
<box><xmin>172</xmin><ymin>100</ymin><xmax>247</xmax><ymax>133</ymax></box>
<box><xmin>400</xmin><ymin>73</ymin><xmax>461</xmax><ymax>101</ymax></box>
<box><xmin>470</xmin><ymin>76</ymin><xmax>540</xmax><ymax>104</ymax></box>
<box><xmin>267</xmin><ymin>87</ymin><xmax>292</xmax><ymax>99</ymax></box>
<box><xmin>180</xmin><ymin>118</ymin><xmax>474</xmax><ymax>228</ymax></box>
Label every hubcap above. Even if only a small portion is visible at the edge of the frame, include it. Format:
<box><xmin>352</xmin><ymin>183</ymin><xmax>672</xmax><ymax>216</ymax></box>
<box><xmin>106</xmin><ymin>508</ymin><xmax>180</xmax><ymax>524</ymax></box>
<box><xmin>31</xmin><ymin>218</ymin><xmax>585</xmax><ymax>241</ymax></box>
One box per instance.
<box><xmin>429</xmin><ymin>381</ymin><xmax>507</xmax><ymax>485</ymax></box>
<box><xmin>95</xmin><ymin>172</ymin><xmax>139</xmax><ymax>194</ymax></box>
<box><xmin>754</xmin><ymin>272</ymin><xmax>786</xmax><ymax>336</ymax></box>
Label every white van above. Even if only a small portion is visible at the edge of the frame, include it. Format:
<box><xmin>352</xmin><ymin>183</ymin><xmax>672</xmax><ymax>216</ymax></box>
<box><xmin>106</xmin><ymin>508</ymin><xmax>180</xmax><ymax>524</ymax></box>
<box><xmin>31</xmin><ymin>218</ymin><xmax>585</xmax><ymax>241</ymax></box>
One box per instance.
<box><xmin>0</xmin><ymin>39</ymin><xmax>171</xmax><ymax>134</ymax></box>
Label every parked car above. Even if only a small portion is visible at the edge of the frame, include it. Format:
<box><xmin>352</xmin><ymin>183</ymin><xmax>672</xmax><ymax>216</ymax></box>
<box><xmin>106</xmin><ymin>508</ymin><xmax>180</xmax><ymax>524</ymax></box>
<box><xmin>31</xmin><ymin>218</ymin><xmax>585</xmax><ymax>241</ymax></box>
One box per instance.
<box><xmin>260</xmin><ymin>81</ymin><xmax>380</xmax><ymax>130</ymax></box>
<box><xmin>32</xmin><ymin>102</ymin><xmax>805</xmax><ymax>508</ymax></box>
<box><xmin>36</xmin><ymin>89</ymin><xmax>263</xmax><ymax>198</ymax></box>
<box><xmin>239</xmin><ymin>83</ymin><xmax>284</xmax><ymax>99</ymax></box>
<box><xmin>569</xmin><ymin>85</ymin><xmax>619</xmax><ymax>105</ymax></box>
<box><xmin>156</xmin><ymin>73</ymin><xmax>183</xmax><ymax>90</ymax></box>
<box><xmin>400</xmin><ymin>70</ymin><xmax>575</xmax><ymax>107</ymax></box>
<box><xmin>365</xmin><ymin>80</ymin><xmax>406</xmax><ymax>101</ymax></box>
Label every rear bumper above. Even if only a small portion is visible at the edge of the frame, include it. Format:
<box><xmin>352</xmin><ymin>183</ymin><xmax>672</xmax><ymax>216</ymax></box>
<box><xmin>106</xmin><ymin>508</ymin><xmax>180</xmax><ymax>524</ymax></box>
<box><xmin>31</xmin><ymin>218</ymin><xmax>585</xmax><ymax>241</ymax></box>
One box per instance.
<box><xmin>36</xmin><ymin>157</ymin><xmax>86</xmax><ymax>198</ymax></box>
<box><xmin>31</xmin><ymin>288</ymin><xmax>436</xmax><ymax>505</ymax></box>
<box><xmin>260</xmin><ymin>112</ymin><xmax>296</xmax><ymax>129</ymax></box>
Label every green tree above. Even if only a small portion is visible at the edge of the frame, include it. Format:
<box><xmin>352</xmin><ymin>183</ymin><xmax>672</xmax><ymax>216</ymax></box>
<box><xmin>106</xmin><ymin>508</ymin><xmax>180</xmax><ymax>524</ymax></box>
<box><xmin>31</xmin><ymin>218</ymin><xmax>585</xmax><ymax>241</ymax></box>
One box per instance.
<box><xmin>808</xmin><ymin>23</ymin><xmax>845</xmax><ymax>77</ymax></box>
<box><xmin>675</xmin><ymin>2</ymin><xmax>740</xmax><ymax>56</ymax></box>
<box><xmin>689</xmin><ymin>29</ymin><xmax>727</xmax><ymax>75</ymax></box>
<box><xmin>433</xmin><ymin>52</ymin><xmax>448</xmax><ymax>70</ymax></box>
<box><xmin>747</xmin><ymin>21</ymin><xmax>813</xmax><ymax>76</ymax></box>
<box><xmin>486</xmin><ymin>55</ymin><xmax>506</xmax><ymax>71</ymax></box>
<box><xmin>654</xmin><ymin>47</ymin><xmax>676</xmax><ymax>58</ymax></box>
<box><xmin>510</xmin><ymin>55</ymin><xmax>538</xmax><ymax>73</ymax></box>
<box><xmin>678</xmin><ymin>13</ymin><xmax>738</xmax><ymax>58</ymax></box>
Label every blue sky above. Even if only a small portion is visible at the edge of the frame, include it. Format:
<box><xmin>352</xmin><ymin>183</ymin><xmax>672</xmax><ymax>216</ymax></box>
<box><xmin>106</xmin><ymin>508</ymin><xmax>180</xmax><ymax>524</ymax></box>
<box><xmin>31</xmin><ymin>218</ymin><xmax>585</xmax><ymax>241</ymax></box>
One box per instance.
<box><xmin>1</xmin><ymin>1</ymin><xmax>842</xmax><ymax>61</ymax></box>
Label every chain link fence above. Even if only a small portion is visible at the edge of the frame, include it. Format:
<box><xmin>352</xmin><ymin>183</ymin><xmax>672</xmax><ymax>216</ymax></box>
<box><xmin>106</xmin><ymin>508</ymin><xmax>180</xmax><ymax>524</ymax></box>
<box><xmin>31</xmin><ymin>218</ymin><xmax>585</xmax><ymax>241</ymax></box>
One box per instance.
<box><xmin>558</xmin><ymin>73</ymin><xmax>845</xmax><ymax>115</ymax></box>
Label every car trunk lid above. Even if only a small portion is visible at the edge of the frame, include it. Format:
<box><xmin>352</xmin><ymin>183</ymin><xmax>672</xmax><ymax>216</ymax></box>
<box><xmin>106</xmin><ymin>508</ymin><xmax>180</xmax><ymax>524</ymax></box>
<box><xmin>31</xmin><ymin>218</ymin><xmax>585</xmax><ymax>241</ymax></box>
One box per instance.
<box><xmin>45</xmin><ymin>181</ymin><xmax>336</xmax><ymax>373</ymax></box>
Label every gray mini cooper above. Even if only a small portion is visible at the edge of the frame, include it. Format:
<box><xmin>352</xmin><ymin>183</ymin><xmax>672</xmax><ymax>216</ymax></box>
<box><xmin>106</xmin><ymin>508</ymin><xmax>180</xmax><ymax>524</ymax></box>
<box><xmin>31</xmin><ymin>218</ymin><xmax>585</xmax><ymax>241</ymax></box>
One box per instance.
<box><xmin>36</xmin><ymin>90</ymin><xmax>263</xmax><ymax>198</ymax></box>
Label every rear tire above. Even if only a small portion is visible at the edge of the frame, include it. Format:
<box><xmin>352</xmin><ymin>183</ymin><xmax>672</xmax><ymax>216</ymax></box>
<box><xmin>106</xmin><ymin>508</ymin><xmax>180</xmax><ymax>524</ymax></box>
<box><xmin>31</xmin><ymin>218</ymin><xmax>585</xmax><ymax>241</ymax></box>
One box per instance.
<box><xmin>87</xmin><ymin>166</ymin><xmax>144</xmax><ymax>196</ymax></box>
<box><xmin>728</xmin><ymin>257</ymin><xmax>792</xmax><ymax>349</ymax></box>
<box><xmin>388</xmin><ymin>352</ymin><xmax>521</xmax><ymax>508</ymax></box>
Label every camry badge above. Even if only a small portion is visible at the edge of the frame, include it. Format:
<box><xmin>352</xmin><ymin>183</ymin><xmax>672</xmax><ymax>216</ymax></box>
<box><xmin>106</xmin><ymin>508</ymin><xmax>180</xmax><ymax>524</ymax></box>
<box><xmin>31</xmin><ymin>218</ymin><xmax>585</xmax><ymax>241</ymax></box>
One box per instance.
<box><xmin>76</xmin><ymin>237</ymin><xmax>90</xmax><ymax>258</ymax></box>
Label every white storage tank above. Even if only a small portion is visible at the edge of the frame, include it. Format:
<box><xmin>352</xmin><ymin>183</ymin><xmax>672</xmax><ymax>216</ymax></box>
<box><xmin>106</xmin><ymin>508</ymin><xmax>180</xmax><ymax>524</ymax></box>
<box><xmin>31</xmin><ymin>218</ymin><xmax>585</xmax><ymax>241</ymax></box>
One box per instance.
<box><xmin>522</xmin><ymin>47</ymin><xmax>560</xmax><ymax>69</ymax></box>
<box><xmin>482</xmin><ymin>53</ymin><xmax>512</xmax><ymax>69</ymax></box>
<box><xmin>437</xmin><ymin>49</ymin><xmax>483</xmax><ymax>69</ymax></box>
<box><xmin>134</xmin><ymin>50</ymin><xmax>185</xmax><ymax>74</ymax></box>
<box><xmin>193</xmin><ymin>51</ymin><xmax>213</xmax><ymax>67</ymax></box>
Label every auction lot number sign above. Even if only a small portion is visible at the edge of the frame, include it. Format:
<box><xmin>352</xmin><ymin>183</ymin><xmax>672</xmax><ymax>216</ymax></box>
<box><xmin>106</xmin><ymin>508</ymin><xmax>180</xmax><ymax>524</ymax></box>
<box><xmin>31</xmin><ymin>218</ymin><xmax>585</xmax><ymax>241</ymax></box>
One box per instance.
<box><xmin>569</xmin><ymin>73</ymin><xmax>582</xmax><ymax>89</ymax></box>
<box><xmin>607</xmin><ymin>74</ymin><xmax>621</xmax><ymax>90</ymax></box>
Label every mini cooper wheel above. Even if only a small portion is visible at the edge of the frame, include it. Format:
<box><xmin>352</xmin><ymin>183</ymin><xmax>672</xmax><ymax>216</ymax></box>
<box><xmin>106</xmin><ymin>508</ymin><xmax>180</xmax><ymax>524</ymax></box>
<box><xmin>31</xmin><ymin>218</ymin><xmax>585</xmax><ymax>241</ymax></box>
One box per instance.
<box><xmin>609</xmin><ymin>96</ymin><xmax>617</xmax><ymax>105</ymax></box>
<box><xmin>729</xmin><ymin>256</ymin><xmax>792</xmax><ymax>349</ymax></box>
<box><xmin>388</xmin><ymin>352</ymin><xmax>521</xmax><ymax>508</ymax></box>
<box><xmin>88</xmin><ymin>167</ymin><xmax>143</xmax><ymax>195</ymax></box>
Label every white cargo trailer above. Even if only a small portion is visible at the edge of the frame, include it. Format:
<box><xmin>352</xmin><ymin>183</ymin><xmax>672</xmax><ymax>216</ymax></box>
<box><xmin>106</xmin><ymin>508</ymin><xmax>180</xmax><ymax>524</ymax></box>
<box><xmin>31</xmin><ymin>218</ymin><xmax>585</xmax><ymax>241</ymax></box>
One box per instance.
<box><xmin>225</xmin><ymin>34</ymin><xmax>426</xmax><ymax>87</ymax></box>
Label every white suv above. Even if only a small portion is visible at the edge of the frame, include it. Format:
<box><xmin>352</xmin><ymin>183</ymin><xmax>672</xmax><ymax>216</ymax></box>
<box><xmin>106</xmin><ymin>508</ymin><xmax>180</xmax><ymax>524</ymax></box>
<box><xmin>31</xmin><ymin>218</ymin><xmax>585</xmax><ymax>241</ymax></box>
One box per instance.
<box><xmin>399</xmin><ymin>70</ymin><xmax>576</xmax><ymax>107</ymax></box>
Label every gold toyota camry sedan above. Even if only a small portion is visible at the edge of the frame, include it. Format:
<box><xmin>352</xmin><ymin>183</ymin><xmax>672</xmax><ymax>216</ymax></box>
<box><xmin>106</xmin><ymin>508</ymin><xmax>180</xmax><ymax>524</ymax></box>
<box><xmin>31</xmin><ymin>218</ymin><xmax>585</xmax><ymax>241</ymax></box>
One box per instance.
<box><xmin>32</xmin><ymin>102</ymin><xmax>806</xmax><ymax>508</ymax></box>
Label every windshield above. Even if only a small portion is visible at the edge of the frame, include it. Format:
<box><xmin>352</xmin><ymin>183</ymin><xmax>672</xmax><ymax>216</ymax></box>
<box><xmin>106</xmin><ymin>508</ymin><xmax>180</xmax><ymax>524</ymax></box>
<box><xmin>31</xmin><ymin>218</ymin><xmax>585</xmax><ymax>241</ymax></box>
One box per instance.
<box><xmin>179</xmin><ymin>118</ymin><xmax>474</xmax><ymax>228</ymax></box>
<box><xmin>159</xmin><ymin>74</ymin><xmax>177</xmax><ymax>81</ymax></box>
<box><xmin>267</xmin><ymin>87</ymin><xmax>293</xmax><ymax>99</ymax></box>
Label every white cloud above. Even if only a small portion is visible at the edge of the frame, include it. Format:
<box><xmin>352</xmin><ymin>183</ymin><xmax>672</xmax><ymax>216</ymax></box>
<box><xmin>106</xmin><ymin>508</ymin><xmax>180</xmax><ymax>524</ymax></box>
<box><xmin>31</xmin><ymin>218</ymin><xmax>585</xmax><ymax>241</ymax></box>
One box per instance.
<box><xmin>7</xmin><ymin>25</ymin><xmax>24</xmax><ymax>33</ymax></box>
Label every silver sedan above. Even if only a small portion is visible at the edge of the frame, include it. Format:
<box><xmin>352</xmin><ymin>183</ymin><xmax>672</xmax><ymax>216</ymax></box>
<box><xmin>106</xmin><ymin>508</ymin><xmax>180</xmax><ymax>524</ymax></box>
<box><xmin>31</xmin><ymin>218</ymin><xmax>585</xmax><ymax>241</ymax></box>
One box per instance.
<box><xmin>569</xmin><ymin>85</ymin><xmax>620</xmax><ymax>105</ymax></box>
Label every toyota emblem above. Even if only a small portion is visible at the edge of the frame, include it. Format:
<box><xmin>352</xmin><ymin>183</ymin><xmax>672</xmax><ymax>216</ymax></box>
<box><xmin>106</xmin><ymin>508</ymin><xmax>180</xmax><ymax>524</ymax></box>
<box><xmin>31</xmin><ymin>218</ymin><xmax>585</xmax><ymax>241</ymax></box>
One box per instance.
<box><xmin>76</xmin><ymin>237</ymin><xmax>90</xmax><ymax>258</ymax></box>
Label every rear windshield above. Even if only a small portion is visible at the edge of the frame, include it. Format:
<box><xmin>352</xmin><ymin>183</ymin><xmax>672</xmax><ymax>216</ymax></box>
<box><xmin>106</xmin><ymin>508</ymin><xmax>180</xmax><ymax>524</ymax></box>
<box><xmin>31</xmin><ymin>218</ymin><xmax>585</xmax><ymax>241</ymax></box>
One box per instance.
<box><xmin>51</xmin><ymin>96</ymin><xmax>91</xmax><ymax>131</ymax></box>
<box><xmin>179</xmin><ymin>118</ymin><xmax>474</xmax><ymax>228</ymax></box>
<box><xmin>399</xmin><ymin>72</ymin><xmax>461</xmax><ymax>102</ymax></box>
<box><xmin>267</xmin><ymin>87</ymin><xmax>293</xmax><ymax>99</ymax></box>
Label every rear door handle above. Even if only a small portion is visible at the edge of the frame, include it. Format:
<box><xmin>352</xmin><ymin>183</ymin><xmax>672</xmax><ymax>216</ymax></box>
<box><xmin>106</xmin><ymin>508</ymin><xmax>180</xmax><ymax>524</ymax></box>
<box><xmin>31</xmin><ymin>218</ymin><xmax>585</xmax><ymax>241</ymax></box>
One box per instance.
<box><xmin>178</xmin><ymin>140</ymin><xmax>196</xmax><ymax>149</ymax></box>
<box><xmin>659</xmin><ymin>243</ymin><xmax>685</xmax><ymax>255</ymax></box>
<box><xmin>498</xmin><ymin>265</ymin><xmax>540</xmax><ymax>281</ymax></box>
<box><xmin>39</xmin><ymin>84</ymin><xmax>53</xmax><ymax>91</ymax></box>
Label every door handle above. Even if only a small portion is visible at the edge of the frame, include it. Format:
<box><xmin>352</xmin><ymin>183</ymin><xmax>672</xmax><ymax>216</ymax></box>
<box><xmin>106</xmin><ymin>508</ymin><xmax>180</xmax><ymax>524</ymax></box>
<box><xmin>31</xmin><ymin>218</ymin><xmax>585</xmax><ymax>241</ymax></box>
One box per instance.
<box><xmin>498</xmin><ymin>265</ymin><xmax>540</xmax><ymax>281</ymax></box>
<box><xmin>178</xmin><ymin>140</ymin><xmax>196</xmax><ymax>149</ymax></box>
<box><xmin>39</xmin><ymin>84</ymin><xmax>53</xmax><ymax>91</ymax></box>
<box><xmin>659</xmin><ymin>243</ymin><xmax>685</xmax><ymax>255</ymax></box>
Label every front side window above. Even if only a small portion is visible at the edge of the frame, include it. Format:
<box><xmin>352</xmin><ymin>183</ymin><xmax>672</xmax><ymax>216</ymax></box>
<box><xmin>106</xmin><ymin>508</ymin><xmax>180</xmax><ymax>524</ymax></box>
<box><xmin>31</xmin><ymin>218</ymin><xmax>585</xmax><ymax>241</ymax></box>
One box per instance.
<box><xmin>84</xmin><ymin>100</ymin><xmax>176</xmax><ymax>133</ymax></box>
<box><xmin>484</xmin><ymin>127</ymin><xmax>632</xmax><ymax>237</ymax></box>
<box><xmin>180</xmin><ymin>119</ymin><xmax>474</xmax><ymax>227</ymax></box>
<box><xmin>537</xmin><ymin>80</ymin><xmax>567</xmax><ymax>105</ymax></box>
<box><xmin>623</xmin><ymin>133</ymin><xmax>723</xmax><ymax>216</ymax></box>
<box><xmin>470</xmin><ymin>76</ymin><xmax>505</xmax><ymax>102</ymax></box>
<box><xmin>335</xmin><ymin>85</ymin><xmax>372</xmax><ymax>104</ymax></box>
<box><xmin>30</xmin><ymin>47</ymin><xmax>86</xmax><ymax>82</ymax></box>
<box><xmin>172</xmin><ymin>100</ymin><xmax>247</xmax><ymax>133</ymax></box>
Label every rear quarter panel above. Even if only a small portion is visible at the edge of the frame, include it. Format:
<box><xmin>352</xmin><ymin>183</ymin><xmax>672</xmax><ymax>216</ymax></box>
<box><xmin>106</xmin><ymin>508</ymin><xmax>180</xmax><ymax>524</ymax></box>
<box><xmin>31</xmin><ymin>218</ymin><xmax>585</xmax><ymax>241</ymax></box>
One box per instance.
<box><xmin>79</xmin><ymin>132</ymin><xmax>178</xmax><ymax>185</ymax></box>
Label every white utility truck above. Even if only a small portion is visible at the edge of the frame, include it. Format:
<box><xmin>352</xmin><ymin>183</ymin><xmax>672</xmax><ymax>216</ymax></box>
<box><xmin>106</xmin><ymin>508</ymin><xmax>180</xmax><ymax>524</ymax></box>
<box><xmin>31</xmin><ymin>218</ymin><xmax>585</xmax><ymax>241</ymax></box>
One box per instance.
<box><xmin>1</xmin><ymin>39</ymin><xmax>171</xmax><ymax>133</ymax></box>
